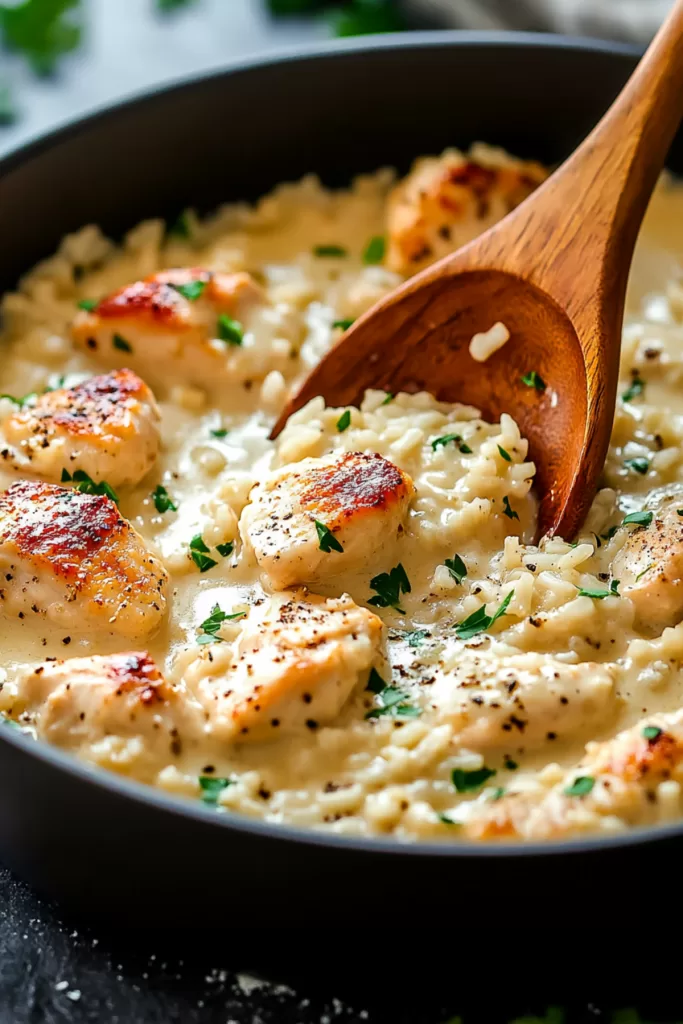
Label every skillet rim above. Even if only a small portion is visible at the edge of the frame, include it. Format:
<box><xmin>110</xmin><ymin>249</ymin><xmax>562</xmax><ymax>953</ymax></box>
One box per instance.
<box><xmin>0</xmin><ymin>28</ymin><xmax>676</xmax><ymax>864</ymax></box>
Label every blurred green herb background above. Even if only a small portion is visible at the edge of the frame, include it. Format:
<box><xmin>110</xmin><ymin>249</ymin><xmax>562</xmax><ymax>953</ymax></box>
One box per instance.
<box><xmin>0</xmin><ymin>0</ymin><xmax>405</xmax><ymax>124</ymax></box>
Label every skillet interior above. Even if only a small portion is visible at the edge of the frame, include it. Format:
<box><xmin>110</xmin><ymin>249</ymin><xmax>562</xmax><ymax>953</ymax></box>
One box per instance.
<box><xmin>0</xmin><ymin>32</ymin><xmax>681</xmax><ymax>926</ymax></box>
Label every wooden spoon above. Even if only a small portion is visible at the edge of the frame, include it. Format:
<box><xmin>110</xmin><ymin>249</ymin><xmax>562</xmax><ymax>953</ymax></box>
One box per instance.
<box><xmin>272</xmin><ymin>1</ymin><xmax>683</xmax><ymax>540</ymax></box>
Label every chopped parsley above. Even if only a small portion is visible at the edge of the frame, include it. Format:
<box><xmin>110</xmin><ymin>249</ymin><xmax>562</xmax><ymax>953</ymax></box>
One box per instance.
<box><xmin>622</xmin><ymin>510</ymin><xmax>652</xmax><ymax>529</ymax></box>
<box><xmin>431</xmin><ymin>433</ymin><xmax>472</xmax><ymax>454</ymax></box>
<box><xmin>210</xmin><ymin>428</ymin><xmax>229</xmax><ymax>438</ymax></box>
<box><xmin>621</xmin><ymin>374</ymin><xmax>645</xmax><ymax>403</ymax></box>
<box><xmin>576</xmin><ymin>585</ymin><xmax>614</xmax><ymax>600</ymax></box>
<box><xmin>642</xmin><ymin>725</ymin><xmax>662</xmax><ymax>741</ymax></box>
<box><xmin>610</xmin><ymin>579</ymin><xmax>620</xmax><ymax>595</ymax></box>
<box><xmin>217</xmin><ymin>314</ymin><xmax>244</xmax><ymax>346</ymax></box>
<box><xmin>365</xmin><ymin>685</ymin><xmax>421</xmax><ymax>720</ymax></box>
<box><xmin>363</xmin><ymin>235</ymin><xmax>385</xmax><ymax>265</ymax></box>
<box><xmin>438</xmin><ymin>813</ymin><xmax>460</xmax><ymax>827</ymax></box>
<box><xmin>61</xmin><ymin>468</ymin><xmax>118</xmax><ymax>505</ymax></box>
<box><xmin>197</xmin><ymin>603</ymin><xmax>246</xmax><ymax>645</ymax></box>
<box><xmin>336</xmin><ymin>409</ymin><xmax>351</xmax><ymax>432</ymax></box>
<box><xmin>315</xmin><ymin>520</ymin><xmax>344</xmax><ymax>553</ymax></box>
<box><xmin>502</xmin><ymin>495</ymin><xmax>519</xmax><ymax>521</ymax></box>
<box><xmin>504</xmin><ymin>758</ymin><xmax>518</xmax><ymax>771</ymax></box>
<box><xmin>564</xmin><ymin>775</ymin><xmax>595</xmax><ymax>797</ymax></box>
<box><xmin>624</xmin><ymin>456</ymin><xmax>650</xmax><ymax>475</ymax></box>
<box><xmin>452</xmin><ymin>766</ymin><xmax>496</xmax><ymax>793</ymax></box>
<box><xmin>151</xmin><ymin>484</ymin><xmax>177</xmax><ymax>514</ymax></box>
<box><xmin>491</xmin><ymin>786</ymin><xmax>506</xmax><ymax>801</ymax></box>
<box><xmin>444</xmin><ymin>554</ymin><xmax>467</xmax><ymax>585</ymax></box>
<box><xmin>635</xmin><ymin>564</ymin><xmax>653</xmax><ymax>582</ymax></box>
<box><xmin>404</xmin><ymin>629</ymin><xmax>428</xmax><ymax>648</ymax></box>
<box><xmin>679</xmin><ymin>510</ymin><xmax>683</xmax><ymax>517</ymax></box>
<box><xmin>368</xmin><ymin>563</ymin><xmax>411</xmax><ymax>613</ymax></box>
<box><xmin>113</xmin><ymin>333</ymin><xmax>132</xmax><ymax>353</ymax></box>
<box><xmin>601</xmin><ymin>525</ymin><xmax>619</xmax><ymax>542</ymax></box>
<box><xmin>333</xmin><ymin>318</ymin><xmax>354</xmax><ymax>330</ymax></box>
<box><xmin>314</xmin><ymin>244</ymin><xmax>347</xmax><ymax>257</ymax></box>
<box><xmin>171</xmin><ymin>279</ymin><xmax>207</xmax><ymax>301</ymax></box>
<box><xmin>199</xmin><ymin>775</ymin><xmax>232</xmax><ymax>805</ymax></box>
<box><xmin>0</xmin><ymin>0</ymin><xmax>83</xmax><ymax>76</ymax></box>
<box><xmin>0</xmin><ymin>390</ymin><xmax>37</xmax><ymax>408</ymax></box>
<box><xmin>77</xmin><ymin>298</ymin><xmax>97</xmax><ymax>311</ymax></box>
<box><xmin>189</xmin><ymin>534</ymin><xmax>218</xmax><ymax>573</ymax></box>
<box><xmin>216</xmin><ymin>542</ymin><xmax>234</xmax><ymax>557</ymax></box>
<box><xmin>455</xmin><ymin>590</ymin><xmax>514</xmax><ymax>641</ymax></box>
<box><xmin>167</xmin><ymin>210</ymin><xmax>190</xmax><ymax>238</ymax></box>
<box><xmin>380</xmin><ymin>392</ymin><xmax>393</xmax><ymax>406</ymax></box>
<box><xmin>366</xmin><ymin>667</ymin><xmax>386</xmax><ymax>694</ymax></box>
<box><xmin>497</xmin><ymin>445</ymin><xmax>512</xmax><ymax>462</ymax></box>
<box><xmin>521</xmin><ymin>370</ymin><xmax>546</xmax><ymax>391</ymax></box>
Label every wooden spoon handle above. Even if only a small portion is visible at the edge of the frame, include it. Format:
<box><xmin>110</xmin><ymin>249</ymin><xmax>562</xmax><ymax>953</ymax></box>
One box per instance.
<box><xmin>500</xmin><ymin>0</ymin><xmax>683</xmax><ymax>326</ymax></box>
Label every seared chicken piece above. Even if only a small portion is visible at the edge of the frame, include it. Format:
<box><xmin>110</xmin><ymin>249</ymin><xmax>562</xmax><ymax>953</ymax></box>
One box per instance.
<box><xmin>612</xmin><ymin>489</ymin><xmax>683</xmax><ymax>629</ymax></box>
<box><xmin>240</xmin><ymin>451</ymin><xmax>414</xmax><ymax>590</ymax></box>
<box><xmin>462</xmin><ymin>709</ymin><xmax>683</xmax><ymax>841</ymax></box>
<box><xmin>72</xmin><ymin>268</ymin><xmax>264</xmax><ymax>393</ymax></box>
<box><xmin>430</xmin><ymin>652</ymin><xmax>618</xmax><ymax>753</ymax></box>
<box><xmin>0</xmin><ymin>481</ymin><xmax>168</xmax><ymax>637</ymax></box>
<box><xmin>18</xmin><ymin>652</ymin><xmax>204</xmax><ymax>776</ymax></box>
<box><xmin>386</xmin><ymin>148</ymin><xmax>547</xmax><ymax>276</ymax></box>
<box><xmin>1</xmin><ymin>369</ymin><xmax>160</xmax><ymax>487</ymax></box>
<box><xmin>192</xmin><ymin>590</ymin><xmax>383</xmax><ymax>742</ymax></box>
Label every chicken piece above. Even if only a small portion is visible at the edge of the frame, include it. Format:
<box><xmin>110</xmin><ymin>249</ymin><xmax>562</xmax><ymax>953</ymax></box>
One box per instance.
<box><xmin>0</xmin><ymin>480</ymin><xmax>168</xmax><ymax>637</ymax></box>
<box><xmin>192</xmin><ymin>590</ymin><xmax>383</xmax><ymax>742</ymax></box>
<box><xmin>429</xmin><ymin>652</ymin><xmax>617</xmax><ymax>753</ymax></box>
<box><xmin>462</xmin><ymin>709</ymin><xmax>683</xmax><ymax>842</ymax></box>
<box><xmin>611</xmin><ymin>489</ymin><xmax>683</xmax><ymax>629</ymax></box>
<box><xmin>1</xmin><ymin>369</ymin><xmax>160</xmax><ymax>487</ymax></box>
<box><xmin>386</xmin><ymin>148</ymin><xmax>547</xmax><ymax>275</ymax></box>
<box><xmin>72</xmin><ymin>268</ymin><xmax>264</xmax><ymax>393</ymax></box>
<box><xmin>240</xmin><ymin>451</ymin><xmax>414</xmax><ymax>590</ymax></box>
<box><xmin>17</xmin><ymin>652</ymin><xmax>204</xmax><ymax>777</ymax></box>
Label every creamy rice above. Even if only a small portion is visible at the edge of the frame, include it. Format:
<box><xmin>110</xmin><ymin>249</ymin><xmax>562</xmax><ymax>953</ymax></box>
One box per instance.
<box><xmin>1</xmin><ymin>145</ymin><xmax>683</xmax><ymax>843</ymax></box>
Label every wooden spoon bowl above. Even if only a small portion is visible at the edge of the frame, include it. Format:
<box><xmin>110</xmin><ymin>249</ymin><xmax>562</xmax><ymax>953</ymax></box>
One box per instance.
<box><xmin>273</xmin><ymin>0</ymin><xmax>683</xmax><ymax>540</ymax></box>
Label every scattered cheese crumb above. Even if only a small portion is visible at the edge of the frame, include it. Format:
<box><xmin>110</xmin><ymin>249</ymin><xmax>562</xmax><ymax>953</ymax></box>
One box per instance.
<box><xmin>469</xmin><ymin>321</ymin><xmax>510</xmax><ymax>362</ymax></box>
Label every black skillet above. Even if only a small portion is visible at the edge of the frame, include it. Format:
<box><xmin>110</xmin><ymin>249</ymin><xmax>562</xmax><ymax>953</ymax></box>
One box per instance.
<box><xmin>0</xmin><ymin>32</ymin><xmax>680</xmax><ymax>927</ymax></box>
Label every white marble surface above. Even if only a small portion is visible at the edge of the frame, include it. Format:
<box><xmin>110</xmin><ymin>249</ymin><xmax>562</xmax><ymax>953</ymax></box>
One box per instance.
<box><xmin>0</xmin><ymin>0</ymin><xmax>326</xmax><ymax>157</ymax></box>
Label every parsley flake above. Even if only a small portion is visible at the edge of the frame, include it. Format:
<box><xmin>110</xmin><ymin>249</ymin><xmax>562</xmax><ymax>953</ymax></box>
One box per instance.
<box><xmin>624</xmin><ymin>456</ymin><xmax>650</xmax><ymax>475</ymax></box>
<box><xmin>314</xmin><ymin>244</ymin><xmax>347</xmax><ymax>258</ymax></box>
<box><xmin>167</xmin><ymin>211</ymin><xmax>190</xmax><ymax>238</ymax></box>
<box><xmin>497</xmin><ymin>445</ymin><xmax>512</xmax><ymax>462</ymax></box>
<box><xmin>491</xmin><ymin>786</ymin><xmax>506</xmax><ymax>801</ymax></box>
<box><xmin>365</xmin><ymin>685</ymin><xmax>421</xmax><ymax>720</ymax></box>
<box><xmin>404</xmin><ymin>629</ymin><xmax>428</xmax><ymax>648</ymax></box>
<box><xmin>368</xmin><ymin>563</ymin><xmax>411</xmax><ymax>613</ymax></box>
<box><xmin>197</xmin><ymin>603</ymin><xmax>245</xmax><ymax>645</ymax></box>
<box><xmin>113</xmin><ymin>334</ymin><xmax>132</xmax><ymax>353</ymax></box>
<box><xmin>172</xmin><ymin>279</ymin><xmax>207</xmax><ymax>301</ymax></box>
<box><xmin>642</xmin><ymin>725</ymin><xmax>662</xmax><ymax>741</ymax></box>
<box><xmin>61</xmin><ymin>468</ymin><xmax>118</xmax><ymax>505</ymax></box>
<box><xmin>610</xmin><ymin>579</ymin><xmax>620</xmax><ymax>595</ymax></box>
<box><xmin>502</xmin><ymin>496</ymin><xmax>519</xmax><ymax>521</ymax></box>
<box><xmin>564</xmin><ymin>775</ymin><xmax>595</xmax><ymax>797</ymax></box>
<box><xmin>151</xmin><ymin>484</ymin><xmax>177</xmax><ymax>514</ymax></box>
<box><xmin>315</xmin><ymin>520</ymin><xmax>344</xmax><ymax>554</ymax></box>
<box><xmin>444</xmin><ymin>554</ymin><xmax>467</xmax><ymax>585</ymax></box>
<box><xmin>336</xmin><ymin>409</ymin><xmax>351</xmax><ymax>433</ymax></box>
<box><xmin>217</xmin><ymin>314</ymin><xmax>244</xmax><ymax>346</ymax></box>
<box><xmin>431</xmin><ymin>433</ymin><xmax>472</xmax><ymax>454</ymax></box>
<box><xmin>438</xmin><ymin>813</ymin><xmax>460</xmax><ymax>827</ymax></box>
<box><xmin>452</xmin><ymin>766</ymin><xmax>496</xmax><ymax>793</ymax></box>
<box><xmin>0</xmin><ymin>391</ymin><xmax>37</xmax><ymax>408</ymax></box>
<box><xmin>199</xmin><ymin>775</ymin><xmax>232</xmax><ymax>805</ymax></box>
<box><xmin>602</xmin><ymin>525</ymin><xmax>619</xmax><ymax>541</ymax></box>
<box><xmin>333</xmin><ymin>318</ymin><xmax>354</xmax><ymax>330</ymax></box>
<box><xmin>635</xmin><ymin>564</ymin><xmax>653</xmax><ymax>582</ymax></box>
<box><xmin>504</xmin><ymin>758</ymin><xmax>518</xmax><ymax>771</ymax></box>
<box><xmin>621</xmin><ymin>374</ymin><xmax>645</xmax><ymax>403</ymax></box>
<box><xmin>189</xmin><ymin>534</ymin><xmax>217</xmax><ymax>573</ymax></box>
<box><xmin>210</xmin><ymin>428</ymin><xmax>228</xmax><ymax>438</ymax></box>
<box><xmin>380</xmin><ymin>392</ymin><xmax>393</xmax><ymax>406</ymax></box>
<box><xmin>216</xmin><ymin>542</ymin><xmax>233</xmax><ymax>557</ymax></box>
<box><xmin>0</xmin><ymin>0</ymin><xmax>82</xmax><ymax>76</ymax></box>
<box><xmin>576</xmin><ymin>585</ymin><xmax>612</xmax><ymax>600</ymax></box>
<box><xmin>521</xmin><ymin>370</ymin><xmax>546</xmax><ymax>391</ymax></box>
<box><xmin>363</xmin><ymin>235</ymin><xmax>385</xmax><ymax>265</ymax></box>
<box><xmin>622</xmin><ymin>510</ymin><xmax>653</xmax><ymax>529</ymax></box>
<box><xmin>455</xmin><ymin>590</ymin><xmax>514</xmax><ymax>641</ymax></box>
<box><xmin>366</xmin><ymin>667</ymin><xmax>386</xmax><ymax>694</ymax></box>
<box><xmin>77</xmin><ymin>298</ymin><xmax>97</xmax><ymax>311</ymax></box>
